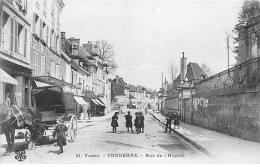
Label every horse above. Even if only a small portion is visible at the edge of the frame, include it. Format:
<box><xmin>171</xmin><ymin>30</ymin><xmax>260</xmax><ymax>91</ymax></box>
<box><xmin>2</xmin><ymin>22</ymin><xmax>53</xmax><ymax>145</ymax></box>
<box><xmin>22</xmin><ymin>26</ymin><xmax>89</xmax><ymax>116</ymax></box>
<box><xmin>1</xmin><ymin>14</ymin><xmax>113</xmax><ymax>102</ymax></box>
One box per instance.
<box><xmin>0</xmin><ymin>104</ymin><xmax>41</xmax><ymax>152</ymax></box>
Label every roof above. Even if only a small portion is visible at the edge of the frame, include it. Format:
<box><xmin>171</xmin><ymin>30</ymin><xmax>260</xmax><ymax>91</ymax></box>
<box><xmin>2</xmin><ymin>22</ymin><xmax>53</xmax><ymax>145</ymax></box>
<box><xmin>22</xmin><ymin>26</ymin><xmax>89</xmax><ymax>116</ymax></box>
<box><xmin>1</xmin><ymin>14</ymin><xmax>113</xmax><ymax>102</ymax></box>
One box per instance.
<box><xmin>129</xmin><ymin>84</ymin><xmax>137</xmax><ymax>92</ymax></box>
<box><xmin>175</xmin><ymin>63</ymin><xmax>205</xmax><ymax>82</ymax></box>
<box><xmin>129</xmin><ymin>94</ymin><xmax>135</xmax><ymax>99</ymax></box>
<box><xmin>112</xmin><ymin>76</ymin><xmax>128</xmax><ymax>96</ymax></box>
<box><xmin>186</xmin><ymin>62</ymin><xmax>206</xmax><ymax>81</ymax></box>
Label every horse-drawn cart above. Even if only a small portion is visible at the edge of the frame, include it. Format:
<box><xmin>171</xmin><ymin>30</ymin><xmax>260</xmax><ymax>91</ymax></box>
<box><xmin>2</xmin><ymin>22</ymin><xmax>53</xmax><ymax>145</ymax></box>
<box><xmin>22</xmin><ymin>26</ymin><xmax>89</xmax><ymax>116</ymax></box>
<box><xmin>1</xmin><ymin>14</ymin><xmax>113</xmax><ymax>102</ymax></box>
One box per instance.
<box><xmin>26</xmin><ymin>85</ymin><xmax>78</xmax><ymax>146</ymax></box>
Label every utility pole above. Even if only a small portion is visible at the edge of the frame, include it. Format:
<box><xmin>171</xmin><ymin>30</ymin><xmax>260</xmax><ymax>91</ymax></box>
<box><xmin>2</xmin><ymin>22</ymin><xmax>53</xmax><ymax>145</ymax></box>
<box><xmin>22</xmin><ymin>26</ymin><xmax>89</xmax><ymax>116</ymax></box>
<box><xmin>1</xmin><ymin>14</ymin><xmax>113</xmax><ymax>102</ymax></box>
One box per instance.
<box><xmin>227</xmin><ymin>36</ymin><xmax>230</xmax><ymax>72</ymax></box>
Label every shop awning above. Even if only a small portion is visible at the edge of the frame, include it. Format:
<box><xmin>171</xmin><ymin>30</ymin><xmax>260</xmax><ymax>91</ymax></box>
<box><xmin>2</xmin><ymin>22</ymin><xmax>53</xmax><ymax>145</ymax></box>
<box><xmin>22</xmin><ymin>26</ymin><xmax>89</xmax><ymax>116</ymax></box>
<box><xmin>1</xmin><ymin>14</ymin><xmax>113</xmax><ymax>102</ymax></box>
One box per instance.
<box><xmin>96</xmin><ymin>99</ymin><xmax>106</xmax><ymax>107</ymax></box>
<box><xmin>74</xmin><ymin>96</ymin><xmax>88</xmax><ymax>105</ymax></box>
<box><xmin>34</xmin><ymin>80</ymin><xmax>50</xmax><ymax>87</ymax></box>
<box><xmin>91</xmin><ymin>99</ymin><xmax>99</xmax><ymax>105</ymax></box>
<box><xmin>0</xmin><ymin>68</ymin><xmax>18</xmax><ymax>85</ymax></box>
<box><xmin>99</xmin><ymin>98</ymin><xmax>106</xmax><ymax>105</ymax></box>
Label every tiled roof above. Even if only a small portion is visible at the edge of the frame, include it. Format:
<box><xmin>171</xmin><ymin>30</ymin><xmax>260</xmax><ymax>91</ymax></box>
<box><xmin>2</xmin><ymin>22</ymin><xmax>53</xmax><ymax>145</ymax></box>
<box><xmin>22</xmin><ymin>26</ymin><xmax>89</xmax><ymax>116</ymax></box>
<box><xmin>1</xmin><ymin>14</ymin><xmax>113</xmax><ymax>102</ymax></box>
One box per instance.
<box><xmin>174</xmin><ymin>63</ymin><xmax>205</xmax><ymax>82</ymax></box>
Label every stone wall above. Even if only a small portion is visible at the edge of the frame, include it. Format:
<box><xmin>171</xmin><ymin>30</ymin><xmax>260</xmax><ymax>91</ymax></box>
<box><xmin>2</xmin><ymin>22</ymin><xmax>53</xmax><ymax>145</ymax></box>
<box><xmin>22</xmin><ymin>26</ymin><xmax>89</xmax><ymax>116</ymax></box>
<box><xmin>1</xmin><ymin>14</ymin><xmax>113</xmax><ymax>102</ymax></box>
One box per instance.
<box><xmin>184</xmin><ymin>57</ymin><xmax>260</xmax><ymax>142</ymax></box>
<box><xmin>188</xmin><ymin>83</ymin><xmax>260</xmax><ymax>142</ymax></box>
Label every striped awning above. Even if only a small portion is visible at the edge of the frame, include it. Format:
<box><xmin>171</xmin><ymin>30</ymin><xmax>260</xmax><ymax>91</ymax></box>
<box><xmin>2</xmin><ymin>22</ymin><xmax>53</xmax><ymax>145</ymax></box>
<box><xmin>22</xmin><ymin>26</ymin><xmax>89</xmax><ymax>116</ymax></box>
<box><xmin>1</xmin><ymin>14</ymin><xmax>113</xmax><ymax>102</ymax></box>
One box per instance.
<box><xmin>91</xmin><ymin>99</ymin><xmax>99</xmax><ymax>105</ymax></box>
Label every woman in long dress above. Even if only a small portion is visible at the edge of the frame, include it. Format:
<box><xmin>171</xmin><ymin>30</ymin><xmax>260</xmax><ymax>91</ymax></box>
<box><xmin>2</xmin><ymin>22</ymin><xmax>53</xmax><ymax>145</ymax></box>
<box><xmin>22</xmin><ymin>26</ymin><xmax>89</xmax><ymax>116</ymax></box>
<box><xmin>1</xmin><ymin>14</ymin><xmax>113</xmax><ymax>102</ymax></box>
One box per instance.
<box><xmin>111</xmin><ymin>112</ymin><xmax>119</xmax><ymax>133</ymax></box>
<box><xmin>53</xmin><ymin>118</ymin><xmax>68</xmax><ymax>154</ymax></box>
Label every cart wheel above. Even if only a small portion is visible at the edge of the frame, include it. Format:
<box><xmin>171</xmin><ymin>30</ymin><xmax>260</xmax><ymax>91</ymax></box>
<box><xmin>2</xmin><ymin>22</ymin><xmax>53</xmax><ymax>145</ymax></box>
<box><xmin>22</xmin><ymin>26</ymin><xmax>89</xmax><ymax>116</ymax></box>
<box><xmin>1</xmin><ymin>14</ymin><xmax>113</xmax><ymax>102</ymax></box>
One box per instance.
<box><xmin>25</xmin><ymin>131</ymin><xmax>31</xmax><ymax>145</ymax></box>
<box><xmin>70</xmin><ymin>115</ymin><xmax>77</xmax><ymax>142</ymax></box>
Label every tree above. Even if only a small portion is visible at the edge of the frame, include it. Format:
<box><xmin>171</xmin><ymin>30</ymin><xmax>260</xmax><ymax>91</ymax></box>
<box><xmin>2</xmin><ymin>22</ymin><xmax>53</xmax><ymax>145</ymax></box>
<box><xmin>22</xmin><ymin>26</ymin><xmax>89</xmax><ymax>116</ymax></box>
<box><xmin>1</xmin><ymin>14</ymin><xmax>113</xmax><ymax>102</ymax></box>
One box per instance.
<box><xmin>96</xmin><ymin>40</ymin><xmax>118</xmax><ymax>74</ymax></box>
<box><xmin>201</xmin><ymin>64</ymin><xmax>213</xmax><ymax>77</ymax></box>
<box><xmin>168</xmin><ymin>62</ymin><xmax>179</xmax><ymax>84</ymax></box>
<box><xmin>232</xmin><ymin>0</ymin><xmax>260</xmax><ymax>62</ymax></box>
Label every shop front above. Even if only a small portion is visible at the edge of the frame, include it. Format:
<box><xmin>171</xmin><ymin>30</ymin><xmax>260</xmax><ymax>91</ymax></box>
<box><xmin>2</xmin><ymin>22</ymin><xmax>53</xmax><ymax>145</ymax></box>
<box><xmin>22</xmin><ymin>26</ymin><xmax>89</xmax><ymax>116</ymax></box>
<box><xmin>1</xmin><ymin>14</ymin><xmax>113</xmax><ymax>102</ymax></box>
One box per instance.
<box><xmin>0</xmin><ymin>59</ymin><xmax>32</xmax><ymax>108</ymax></box>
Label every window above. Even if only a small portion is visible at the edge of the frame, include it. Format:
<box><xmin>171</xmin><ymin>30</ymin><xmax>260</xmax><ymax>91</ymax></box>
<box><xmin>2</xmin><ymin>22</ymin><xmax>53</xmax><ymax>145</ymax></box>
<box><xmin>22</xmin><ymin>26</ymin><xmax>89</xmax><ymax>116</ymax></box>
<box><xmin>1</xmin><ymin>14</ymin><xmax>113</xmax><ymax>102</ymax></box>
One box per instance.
<box><xmin>51</xmin><ymin>61</ymin><xmax>55</xmax><ymax>77</ymax></box>
<box><xmin>34</xmin><ymin>52</ymin><xmax>38</xmax><ymax>76</ymax></box>
<box><xmin>33</xmin><ymin>13</ymin><xmax>40</xmax><ymax>36</ymax></box>
<box><xmin>2</xmin><ymin>11</ymin><xmax>11</xmax><ymax>50</ymax></box>
<box><xmin>46</xmin><ymin>25</ymin><xmax>49</xmax><ymax>45</ymax></box>
<box><xmin>56</xmin><ymin>64</ymin><xmax>59</xmax><ymax>79</ymax></box>
<box><xmin>41</xmin><ymin>56</ymin><xmax>46</xmax><ymax>76</ymax></box>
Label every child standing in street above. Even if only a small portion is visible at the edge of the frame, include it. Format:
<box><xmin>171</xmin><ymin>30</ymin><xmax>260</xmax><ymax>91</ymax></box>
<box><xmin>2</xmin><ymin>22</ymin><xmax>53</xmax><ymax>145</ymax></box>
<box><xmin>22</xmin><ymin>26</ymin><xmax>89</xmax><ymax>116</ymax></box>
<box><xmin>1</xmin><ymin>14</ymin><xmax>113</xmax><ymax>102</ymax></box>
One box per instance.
<box><xmin>111</xmin><ymin>112</ymin><xmax>119</xmax><ymax>133</ymax></box>
<box><xmin>53</xmin><ymin>118</ymin><xmax>68</xmax><ymax>154</ymax></box>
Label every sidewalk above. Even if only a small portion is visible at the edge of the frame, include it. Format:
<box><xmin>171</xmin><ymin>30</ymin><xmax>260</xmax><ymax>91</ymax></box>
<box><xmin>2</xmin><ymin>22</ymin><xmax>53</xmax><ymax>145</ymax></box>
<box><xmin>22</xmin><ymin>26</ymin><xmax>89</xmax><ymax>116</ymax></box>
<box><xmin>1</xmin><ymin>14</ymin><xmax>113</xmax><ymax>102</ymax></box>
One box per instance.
<box><xmin>150</xmin><ymin>110</ymin><xmax>260</xmax><ymax>163</ymax></box>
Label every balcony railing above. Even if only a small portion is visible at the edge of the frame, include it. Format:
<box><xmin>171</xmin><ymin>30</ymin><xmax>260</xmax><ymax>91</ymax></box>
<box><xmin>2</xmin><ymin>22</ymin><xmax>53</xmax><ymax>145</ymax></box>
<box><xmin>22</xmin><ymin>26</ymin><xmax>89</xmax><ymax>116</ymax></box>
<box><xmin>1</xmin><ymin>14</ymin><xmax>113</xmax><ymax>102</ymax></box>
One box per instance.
<box><xmin>195</xmin><ymin>57</ymin><xmax>260</xmax><ymax>93</ymax></box>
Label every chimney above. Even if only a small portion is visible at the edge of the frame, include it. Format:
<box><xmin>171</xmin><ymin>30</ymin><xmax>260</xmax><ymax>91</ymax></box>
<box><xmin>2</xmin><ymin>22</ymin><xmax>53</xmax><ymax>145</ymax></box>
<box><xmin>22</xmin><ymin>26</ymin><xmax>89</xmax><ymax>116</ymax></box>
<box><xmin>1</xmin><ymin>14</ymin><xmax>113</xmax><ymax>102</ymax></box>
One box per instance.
<box><xmin>180</xmin><ymin>52</ymin><xmax>187</xmax><ymax>81</ymax></box>
<box><xmin>61</xmin><ymin>32</ymin><xmax>66</xmax><ymax>39</ymax></box>
<box><xmin>61</xmin><ymin>32</ymin><xmax>66</xmax><ymax>47</ymax></box>
<box><xmin>116</xmin><ymin>75</ymin><xmax>120</xmax><ymax>84</ymax></box>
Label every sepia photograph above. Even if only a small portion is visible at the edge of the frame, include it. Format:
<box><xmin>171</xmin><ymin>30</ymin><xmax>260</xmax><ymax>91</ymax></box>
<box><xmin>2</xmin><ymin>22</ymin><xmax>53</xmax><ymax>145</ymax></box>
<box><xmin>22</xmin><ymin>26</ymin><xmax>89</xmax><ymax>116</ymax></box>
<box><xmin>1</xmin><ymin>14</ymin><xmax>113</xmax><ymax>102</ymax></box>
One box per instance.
<box><xmin>0</xmin><ymin>0</ymin><xmax>260</xmax><ymax>164</ymax></box>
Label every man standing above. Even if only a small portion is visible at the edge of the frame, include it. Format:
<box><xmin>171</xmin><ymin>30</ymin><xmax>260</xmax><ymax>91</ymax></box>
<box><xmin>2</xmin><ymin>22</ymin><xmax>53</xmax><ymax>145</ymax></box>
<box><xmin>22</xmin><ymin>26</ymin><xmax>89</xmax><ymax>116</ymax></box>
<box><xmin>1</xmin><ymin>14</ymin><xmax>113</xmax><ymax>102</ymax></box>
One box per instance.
<box><xmin>87</xmin><ymin>107</ymin><xmax>91</xmax><ymax>120</ymax></box>
<box><xmin>140</xmin><ymin>112</ymin><xmax>145</xmax><ymax>133</ymax></box>
<box><xmin>125</xmin><ymin>111</ymin><xmax>133</xmax><ymax>133</ymax></box>
<box><xmin>165</xmin><ymin>111</ymin><xmax>174</xmax><ymax>133</ymax></box>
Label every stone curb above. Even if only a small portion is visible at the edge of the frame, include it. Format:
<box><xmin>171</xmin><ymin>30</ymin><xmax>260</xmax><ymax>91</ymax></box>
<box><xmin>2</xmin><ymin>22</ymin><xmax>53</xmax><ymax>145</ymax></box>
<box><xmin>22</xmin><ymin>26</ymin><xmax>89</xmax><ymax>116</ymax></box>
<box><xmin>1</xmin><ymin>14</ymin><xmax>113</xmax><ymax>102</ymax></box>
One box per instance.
<box><xmin>149</xmin><ymin>112</ymin><xmax>216</xmax><ymax>158</ymax></box>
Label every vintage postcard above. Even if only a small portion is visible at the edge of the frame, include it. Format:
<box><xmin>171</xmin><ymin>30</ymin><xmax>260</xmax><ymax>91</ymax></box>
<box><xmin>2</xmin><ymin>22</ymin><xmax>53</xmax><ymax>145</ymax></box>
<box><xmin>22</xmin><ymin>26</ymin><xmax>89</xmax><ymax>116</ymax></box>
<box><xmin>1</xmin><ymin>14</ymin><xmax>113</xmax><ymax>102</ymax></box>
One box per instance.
<box><xmin>0</xmin><ymin>0</ymin><xmax>260</xmax><ymax>164</ymax></box>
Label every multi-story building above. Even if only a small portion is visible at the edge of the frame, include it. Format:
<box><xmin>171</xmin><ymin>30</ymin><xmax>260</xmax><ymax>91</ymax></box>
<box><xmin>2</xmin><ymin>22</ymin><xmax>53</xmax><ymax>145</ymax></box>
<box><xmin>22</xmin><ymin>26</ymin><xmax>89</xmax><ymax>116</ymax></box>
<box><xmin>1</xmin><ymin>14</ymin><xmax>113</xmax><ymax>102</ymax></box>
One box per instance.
<box><xmin>0</xmin><ymin>0</ymin><xmax>31</xmax><ymax>107</ymax></box>
<box><xmin>82</xmin><ymin>41</ymin><xmax>105</xmax><ymax>97</ymax></box>
<box><xmin>28</xmin><ymin>0</ymin><xmax>70</xmax><ymax>86</ymax></box>
<box><xmin>111</xmin><ymin>75</ymin><xmax>129</xmax><ymax>109</ymax></box>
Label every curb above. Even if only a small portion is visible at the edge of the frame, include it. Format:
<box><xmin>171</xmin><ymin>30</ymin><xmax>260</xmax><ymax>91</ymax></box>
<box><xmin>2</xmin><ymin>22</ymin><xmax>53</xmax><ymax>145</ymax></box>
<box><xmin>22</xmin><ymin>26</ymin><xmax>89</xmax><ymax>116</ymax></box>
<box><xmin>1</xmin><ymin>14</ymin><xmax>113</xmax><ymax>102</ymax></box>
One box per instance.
<box><xmin>149</xmin><ymin>112</ymin><xmax>216</xmax><ymax>158</ymax></box>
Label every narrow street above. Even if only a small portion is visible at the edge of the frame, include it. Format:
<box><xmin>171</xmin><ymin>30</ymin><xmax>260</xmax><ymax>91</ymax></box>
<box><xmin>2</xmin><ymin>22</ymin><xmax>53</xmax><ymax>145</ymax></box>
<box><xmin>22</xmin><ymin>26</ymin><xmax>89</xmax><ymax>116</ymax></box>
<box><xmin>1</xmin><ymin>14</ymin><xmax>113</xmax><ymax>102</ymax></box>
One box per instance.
<box><xmin>0</xmin><ymin>110</ymin><xmax>211</xmax><ymax>163</ymax></box>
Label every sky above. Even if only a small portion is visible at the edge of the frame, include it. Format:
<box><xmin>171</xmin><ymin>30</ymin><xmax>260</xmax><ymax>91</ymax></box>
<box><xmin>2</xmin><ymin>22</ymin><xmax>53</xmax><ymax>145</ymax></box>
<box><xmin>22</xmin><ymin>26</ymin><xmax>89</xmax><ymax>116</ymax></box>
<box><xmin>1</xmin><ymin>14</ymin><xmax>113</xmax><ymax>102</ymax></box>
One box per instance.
<box><xmin>60</xmin><ymin>0</ymin><xmax>243</xmax><ymax>90</ymax></box>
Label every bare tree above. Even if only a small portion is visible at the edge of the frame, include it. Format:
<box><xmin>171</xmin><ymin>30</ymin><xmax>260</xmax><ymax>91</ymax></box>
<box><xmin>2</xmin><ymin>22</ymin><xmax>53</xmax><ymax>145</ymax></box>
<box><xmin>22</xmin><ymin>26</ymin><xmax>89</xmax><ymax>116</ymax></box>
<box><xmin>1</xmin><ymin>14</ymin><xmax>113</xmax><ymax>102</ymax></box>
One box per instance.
<box><xmin>96</xmin><ymin>40</ymin><xmax>118</xmax><ymax>74</ymax></box>
<box><xmin>232</xmin><ymin>0</ymin><xmax>260</xmax><ymax>63</ymax></box>
<box><xmin>201</xmin><ymin>64</ymin><xmax>213</xmax><ymax>77</ymax></box>
<box><xmin>169</xmin><ymin>62</ymin><xmax>179</xmax><ymax>84</ymax></box>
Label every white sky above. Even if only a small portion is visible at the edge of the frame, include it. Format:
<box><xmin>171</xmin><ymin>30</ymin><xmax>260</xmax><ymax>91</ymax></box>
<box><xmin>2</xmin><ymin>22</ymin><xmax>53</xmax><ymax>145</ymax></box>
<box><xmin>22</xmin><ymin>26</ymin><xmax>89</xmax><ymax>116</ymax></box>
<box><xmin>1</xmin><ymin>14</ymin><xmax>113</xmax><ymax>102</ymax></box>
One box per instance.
<box><xmin>60</xmin><ymin>0</ymin><xmax>243</xmax><ymax>90</ymax></box>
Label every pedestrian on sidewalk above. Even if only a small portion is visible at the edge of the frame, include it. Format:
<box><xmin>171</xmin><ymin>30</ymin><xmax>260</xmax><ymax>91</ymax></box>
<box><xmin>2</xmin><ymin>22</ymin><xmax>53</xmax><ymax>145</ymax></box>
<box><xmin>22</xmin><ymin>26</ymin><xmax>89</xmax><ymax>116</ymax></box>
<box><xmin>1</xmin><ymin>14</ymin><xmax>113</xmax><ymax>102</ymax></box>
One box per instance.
<box><xmin>174</xmin><ymin>112</ymin><xmax>180</xmax><ymax>129</ymax></box>
<box><xmin>125</xmin><ymin>111</ymin><xmax>133</xmax><ymax>133</ymax></box>
<box><xmin>87</xmin><ymin>107</ymin><xmax>91</xmax><ymax>120</ymax></box>
<box><xmin>139</xmin><ymin>112</ymin><xmax>145</xmax><ymax>133</ymax></box>
<box><xmin>111</xmin><ymin>112</ymin><xmax>119</xmax><ymax>133</ymax></box>
<box><xmin>53</xmin><ymin>118</ymin><xmax>68</xmax><ymax>154</ymax></box>
<box><xmin>145</xmin><ymin>108</ymin><xmax>148</xmax><ymax>115</ymax></box>
<box><xmin>134</xmin><ymin>112</ymin><xmax>141</xmax><ymax>134</ymax></box>
<box><xmin>165</xmin><ymin>111</ymin><xmax>174</xmax><ymax>133</ymax></box>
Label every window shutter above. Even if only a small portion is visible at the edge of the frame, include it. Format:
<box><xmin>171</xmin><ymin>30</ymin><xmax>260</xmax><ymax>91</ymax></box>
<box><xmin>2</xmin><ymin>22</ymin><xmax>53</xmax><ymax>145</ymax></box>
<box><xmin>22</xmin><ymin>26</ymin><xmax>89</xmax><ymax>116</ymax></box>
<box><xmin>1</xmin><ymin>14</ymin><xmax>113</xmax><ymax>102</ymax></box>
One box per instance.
<box><xmin>50</xmin><ymin>30</ymin><xmax>52</xmax><ymax>48</ymax></box>
<box><xmin>32</xmin><ymin>13</ymin><xmax>35</xmax><ymax>34</ymax></box>
<box><xmin>40</xmin><ymin>19</ymin><xmax>42</xmax><ymax>39</ymax></box>
<box><xmin>14</xmin><ymin>21</ymin><xmax>18</xmax><ymax>53</ymax></box>
<box><xmin>24</xmin><ymin>28</ymin><xmax>27</xmax><ymax>57</ymax></box>
<box><xmin>10</xmin><ymin>18</ymin><xmax>14</xmax><ymax>52</ymax></box>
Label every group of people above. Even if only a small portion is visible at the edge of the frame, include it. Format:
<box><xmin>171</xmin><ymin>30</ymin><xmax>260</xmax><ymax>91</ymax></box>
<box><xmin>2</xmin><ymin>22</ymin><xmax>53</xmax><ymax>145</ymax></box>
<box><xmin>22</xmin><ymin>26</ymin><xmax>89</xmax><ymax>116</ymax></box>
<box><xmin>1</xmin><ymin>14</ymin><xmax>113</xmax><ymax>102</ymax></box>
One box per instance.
<box><xmin>165</xmin><ymin>111</ymin><xmax>180</xmax><ymax>133</ymax></box>
<box><xmin>111</xmin><ymin>111</ymin><xmax>145</xmax><ymax>134</ymax></box>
